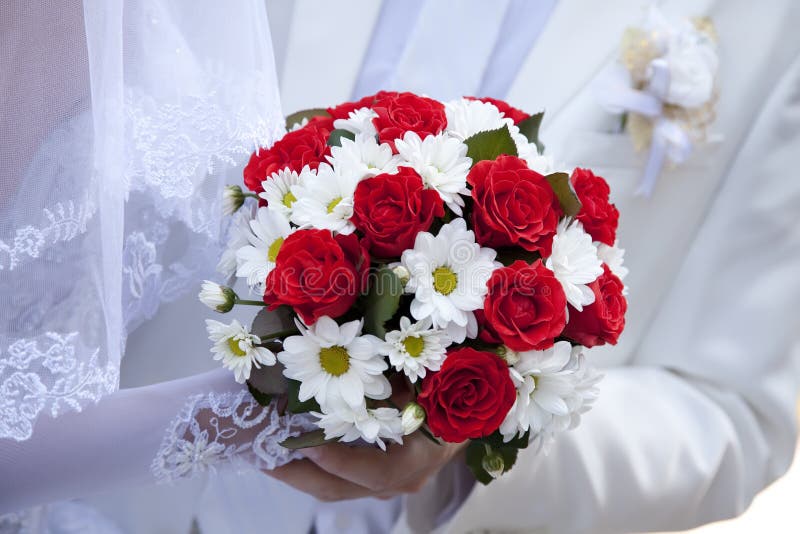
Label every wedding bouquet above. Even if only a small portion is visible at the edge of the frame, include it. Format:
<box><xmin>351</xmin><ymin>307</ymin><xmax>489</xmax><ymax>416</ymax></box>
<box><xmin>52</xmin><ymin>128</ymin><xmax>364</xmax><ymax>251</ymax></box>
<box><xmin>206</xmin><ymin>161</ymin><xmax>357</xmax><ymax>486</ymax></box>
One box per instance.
<box><xmin>200</xmin><ymin>92</ymin><xmax>628</xmax><ymax>483</ymax></box>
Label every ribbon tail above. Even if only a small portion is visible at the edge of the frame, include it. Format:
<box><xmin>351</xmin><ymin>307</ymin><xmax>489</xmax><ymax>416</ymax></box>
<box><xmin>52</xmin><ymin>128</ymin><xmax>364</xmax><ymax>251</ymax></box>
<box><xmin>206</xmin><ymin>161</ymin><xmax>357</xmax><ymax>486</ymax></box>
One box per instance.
<box><xmin>636</xmin><ymin>134</ymin><xmax>667</xmax><ymax>197</ymax></box>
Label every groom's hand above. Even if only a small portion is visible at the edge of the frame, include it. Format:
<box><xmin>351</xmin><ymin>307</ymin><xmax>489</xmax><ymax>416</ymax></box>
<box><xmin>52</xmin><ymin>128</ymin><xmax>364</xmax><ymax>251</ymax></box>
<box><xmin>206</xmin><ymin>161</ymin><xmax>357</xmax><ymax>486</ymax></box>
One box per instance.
<box><xmin>266</xmin><ymin>434</ymin><xmax>467</xmax><ymax>502</ymax></box>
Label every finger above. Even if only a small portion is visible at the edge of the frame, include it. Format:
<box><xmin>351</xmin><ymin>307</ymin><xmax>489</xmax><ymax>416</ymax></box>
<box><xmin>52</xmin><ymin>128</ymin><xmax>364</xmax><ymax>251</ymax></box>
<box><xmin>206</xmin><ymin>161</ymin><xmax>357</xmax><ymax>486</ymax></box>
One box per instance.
<box><xmin>304</xmin><ymin>437</ymin><xmax>427</xmax><ymax>492</ymax></box>
<box><xmin>266</xmin><ymin>459</ymin><xmax>374</xmax><ymax>502</ymax></box>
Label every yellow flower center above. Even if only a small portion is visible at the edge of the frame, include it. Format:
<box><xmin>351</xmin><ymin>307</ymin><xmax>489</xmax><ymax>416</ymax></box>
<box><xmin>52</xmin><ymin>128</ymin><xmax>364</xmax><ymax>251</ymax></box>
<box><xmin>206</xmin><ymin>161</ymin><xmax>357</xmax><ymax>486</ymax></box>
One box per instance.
<box><xmin>402</xmin><ymin>336</ymin><xmax>425</xmax><ymax>358</ymax></box>
<box><xmin>327</xmin><ymin>196</ymin><xmax>343</xmax><ymax>213</ymax></box>
<box><xmin>432</xmin><ymin>266</ymin><xmax>458</xmax><ymax>296</ymax></box>
<box><xmin>267</xmin><ymin>237</ymin><xmax>284</xmax><ymax>263</ymax></box>
<box><xmin>319</xmin><ymin>345</ymin><xmax>350</xmax><ymax>376</ymax></box>
<box><xmin>282</xmin><ymin>190</ymin><xmax>297</xmax><ymax>208</ymax></box>
<box><xmin>227</xmin><ymin>338</ymin><xmax>247</xmax><ymax>357</ymax></box>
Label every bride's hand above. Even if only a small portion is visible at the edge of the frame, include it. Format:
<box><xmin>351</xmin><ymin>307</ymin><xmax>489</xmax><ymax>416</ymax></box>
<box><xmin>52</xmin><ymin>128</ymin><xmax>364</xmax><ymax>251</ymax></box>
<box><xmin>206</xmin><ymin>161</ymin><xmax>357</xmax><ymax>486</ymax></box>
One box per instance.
<box><xmin>266</xmin><ymin>433</ymin><xmax>467</xmax><ymax>502</ymax></box>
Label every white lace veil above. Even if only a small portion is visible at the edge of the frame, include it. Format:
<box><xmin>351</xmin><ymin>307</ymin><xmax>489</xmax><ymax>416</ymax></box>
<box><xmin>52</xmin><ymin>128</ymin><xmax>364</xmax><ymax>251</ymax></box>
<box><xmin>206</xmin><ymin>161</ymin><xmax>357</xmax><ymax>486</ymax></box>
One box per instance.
<box><xmin>0</xmin><ymin>0</ymin><xmax>284</xmax><ymax>442</ymax></box>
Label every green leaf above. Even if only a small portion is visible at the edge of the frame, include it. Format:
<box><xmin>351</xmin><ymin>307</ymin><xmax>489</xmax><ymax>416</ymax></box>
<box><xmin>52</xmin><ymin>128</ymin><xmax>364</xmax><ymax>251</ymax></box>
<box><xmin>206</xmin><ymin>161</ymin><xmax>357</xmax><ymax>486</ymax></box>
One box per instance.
<box><xmin>463</xmin><ymin>126</ymin><xmax>518</xmax><ymax>164</ymax></box>
<box><xmin>246</xmin><ymin>380</ymin><xmax>273</xmax><ymax>407</ymax></box>
<box><xmin>285</xmin><ymin>108</ymin><xmax>329</xmax><ymax>130</ymax></box>
<box><xmin>545</xmin><ymin>172</ymin><xmax>582</xmax><ymax>217</ymax></box>
<box><xmin>280</xmin><ymin>429</ymin><xmax>330</xmax><ymax>450</ymax></box>
<box><xmin>286</xmin><ymin>379</ymin><xmax>321</xmax><ymax>414</ymax></box>
<box><xmin>517</xmin><ymin>111</ymin><xmax>545</xmax><ymax>154</ymax></box>
<box><xmin>327</xmin><ymin>128</ymin><xmax>356</xmax><ymax>147</ymax></box>
<box><xmin>362</xmin><ymin>267</ymin><xmax>404</xmax><ymax>339</ymax></box>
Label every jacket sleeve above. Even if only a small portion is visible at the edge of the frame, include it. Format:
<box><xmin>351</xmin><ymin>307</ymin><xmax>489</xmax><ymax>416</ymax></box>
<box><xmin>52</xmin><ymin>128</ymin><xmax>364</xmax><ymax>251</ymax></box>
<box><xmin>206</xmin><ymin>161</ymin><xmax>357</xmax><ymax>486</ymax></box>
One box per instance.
<box><xmin>434</xmin><ymin>50</ymin><xmax>800</xmax><ymax>534</ymax></box>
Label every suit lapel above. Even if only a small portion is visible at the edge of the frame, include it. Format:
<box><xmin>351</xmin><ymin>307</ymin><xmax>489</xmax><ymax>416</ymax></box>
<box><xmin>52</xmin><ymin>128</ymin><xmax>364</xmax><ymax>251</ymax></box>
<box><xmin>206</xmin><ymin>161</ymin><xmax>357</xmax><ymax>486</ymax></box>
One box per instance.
<box><xmin>280</xmin><ymin>0</ymin><xmax>383</xmax><ymax>113</ymax></box>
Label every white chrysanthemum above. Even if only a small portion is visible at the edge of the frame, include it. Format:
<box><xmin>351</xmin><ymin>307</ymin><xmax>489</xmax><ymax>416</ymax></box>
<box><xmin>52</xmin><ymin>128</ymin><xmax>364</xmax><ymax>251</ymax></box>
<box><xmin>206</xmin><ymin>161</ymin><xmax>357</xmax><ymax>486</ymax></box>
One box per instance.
<box><xmin>235</xmin><ymin>207</ymin><xmax>293</xmax><ymax>291</ymax></box>
<box><xmin>259</xmin><ymin>167</ymin><xmax>303</xmax><ymax>218</ymax></box>
<box><xmin>312</xmin><ymin>405</ymin><xmax>403</xmax><ymax>451</ymax></box>
<box><xmin>206</xmin><ymin>319</ymin><xmax>276</xmax><ymax>383</ymax></box>
<box><xmin>499</xmin><ymin>341</ymin><xmax>601</xmax><ymax>444</ymax></box>
<box><xmin>400</xmin><ymin>218</ymin><xmax>500</xmax><ymax>343</ymax></box>
<box><xmin>545</xmin><ymin>219</ymin><xmax>604</xmax><ymax>311</ymax></box>
<box><xmin>217</xmin><ymin>203</ymin><xmax>256</xmax><ymax>280</ymax></box>
<box><xmin>444</xmin><ymin>98</ymin><xmax>515</xmax><ymax>140</ymax></box>
<box><xmin>328</xmin><ymin>135</ymin><xmax>400</xmax><ymax>180</ymax></box>
<box><xmin>395</xmin><ymin>131</ymin><xmax>472</xmax><ymax>215</ymax></box>
<box><xmin>333</xmin><ymin>107</ymin><xmax>378</xmax><ymax>138</ymax></box>
<box><xmin>512</xmin><ymin>133</ymin><xmax>556</xmax><ymax>174</ymax></box>
<box><xmin>290</xmin><ymin>164</ymin><xmax>358</xmax><ymax>234</ymax></box>
<box><xmin>596</xmin><ymin>241</ymin><xmax>629</xmax><ymax>282</ymax></box>
<box><xmin>379</xmin><ymin>317</ymin><xmax>451</xmax><ymax>382</ymax></box>
<box><xmin>278</xmin><ymin>317</ymin><xmax>391</xmax><ymax>409</ymax></box>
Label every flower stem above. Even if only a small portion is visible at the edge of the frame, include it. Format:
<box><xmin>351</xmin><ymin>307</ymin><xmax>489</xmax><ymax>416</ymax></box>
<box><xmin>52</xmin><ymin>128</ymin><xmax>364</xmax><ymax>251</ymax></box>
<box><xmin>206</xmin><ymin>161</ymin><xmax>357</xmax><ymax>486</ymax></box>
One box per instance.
<box><xmin>235</xmin><ymin>298</ymin><xmax>266</xmax><ymax>306</ymax></box>
<box><xmin>244</xmin><ymin>192</ymin><xmax>260</xmax><ymax>199</ymax></box>
<box><xmin>259</xmin><ymin>327</ymin><xmax>300</xmax><ymax>342</ymax></box>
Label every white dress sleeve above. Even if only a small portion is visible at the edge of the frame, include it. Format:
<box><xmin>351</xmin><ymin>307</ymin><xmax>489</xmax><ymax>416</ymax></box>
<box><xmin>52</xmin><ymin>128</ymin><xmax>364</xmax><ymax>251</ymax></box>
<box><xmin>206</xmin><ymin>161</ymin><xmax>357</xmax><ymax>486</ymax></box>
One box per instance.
<box><xmin>1</xmin><ymin>0</ymin><xmax>291</xmax><ymax>518</ymax></box>
<box><xmin>0</xmin><ymin>368</ymin><xmax>315</xmax><ymax>514</ymax></box>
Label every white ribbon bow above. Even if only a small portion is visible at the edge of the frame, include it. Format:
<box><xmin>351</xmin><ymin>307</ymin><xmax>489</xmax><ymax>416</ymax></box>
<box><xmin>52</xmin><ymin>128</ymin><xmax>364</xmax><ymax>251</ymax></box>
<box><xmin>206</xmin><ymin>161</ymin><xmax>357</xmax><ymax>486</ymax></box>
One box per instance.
<box><xmin>595</xmin><ymin>60</ymin><xmax>693</xmax><ymax>197</ymax></box>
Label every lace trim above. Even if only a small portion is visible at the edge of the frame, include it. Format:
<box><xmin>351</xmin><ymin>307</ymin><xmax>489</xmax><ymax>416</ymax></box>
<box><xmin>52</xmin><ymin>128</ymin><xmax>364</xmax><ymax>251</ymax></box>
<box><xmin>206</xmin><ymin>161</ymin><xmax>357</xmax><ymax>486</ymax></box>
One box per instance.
<box><xmin>152</xmin><ymin>390</ymin><xmax>316</xmax><ymax>483</ymax></box>
<box><xmin>0</xmin><ymin>333</ymin><xmax>119</xmax><ymax>441</ymax></box>
<box><xmin>124</xmin><ymin>68</ymin><xmax>284</xmax><ymax>208</ymax></box>
<box><xmin>0</xmin><ymin>200</ymin><xmax>96</xmax><ymax>272</ymax></box>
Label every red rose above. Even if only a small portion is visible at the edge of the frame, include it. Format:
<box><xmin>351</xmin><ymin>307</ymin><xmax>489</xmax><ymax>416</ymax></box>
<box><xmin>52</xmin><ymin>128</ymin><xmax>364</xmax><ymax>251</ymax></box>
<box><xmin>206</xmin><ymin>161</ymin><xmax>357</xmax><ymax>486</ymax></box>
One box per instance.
<box><xmin>474</xmin><ymin>309</ymin><xmax>503</xmax><ymax>345</ymax></box>
<box><xmin>327</xmin><ymin>91</ymin><xmax>398</xmax><ymax>120</ymax></box>
<box><xmin>243</xmin><ymin>121</ymin><xmax>332</xmax><ymax>194</ymax></box>
<box><xmin>372</xmin><ymin>92</ymin><xmax>447</xmax><ymax>149</ymax></box>
<box><xmin>571</xmin><ymin>168</ymin><xmax>619</xmax><ymax>246</ymax></box>
<box><xmin>467</xmin><ymin>96</ymin><xmax>530</xmax><ymax>124</ymax></box>
<box><xmin>263</xmin><ymin>230</ymin><xmax>369</xmax><ymax>324</ymax></box>
<box><xmin>352</xmin><ymin>167</ymin><xmax>444</xmax><ymax>258</ymax></box>
<box><xmin>563</xmin><ymin>264</ymin><xmax>626</xmax><ymax>347</ymax></box>
<box><xmin>482</xmin><ymin>260</ymin><xmax>567</xmax><ymax>351</ymax></box>
<box><xmin>468</xmin><ymin>155</ymin><xmax>563</xmax><ymax>256</ymax></box>
<box><xmin>418</xmin><ymin>347</ymin><xmax>515</xmax><ymax>442</ymax></box>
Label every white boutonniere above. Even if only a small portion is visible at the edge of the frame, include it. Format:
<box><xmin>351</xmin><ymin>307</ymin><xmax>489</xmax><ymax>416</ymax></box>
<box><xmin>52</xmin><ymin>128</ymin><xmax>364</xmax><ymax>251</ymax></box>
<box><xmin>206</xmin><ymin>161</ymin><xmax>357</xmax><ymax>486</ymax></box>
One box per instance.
<box><xmin>595</xmin><ymin>5</ymin><xmax>720</xmax><ymax>196</ymax></box>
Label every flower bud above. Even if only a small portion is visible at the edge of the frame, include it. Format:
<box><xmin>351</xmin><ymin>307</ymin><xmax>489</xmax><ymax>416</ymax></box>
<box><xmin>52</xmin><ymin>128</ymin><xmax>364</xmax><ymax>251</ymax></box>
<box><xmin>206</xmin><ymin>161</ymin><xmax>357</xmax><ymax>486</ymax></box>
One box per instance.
<box><xmin>222</xmin><ymin>185</ymin><xmax>245</xmax><ymax>216</ymax></box>
<box><xmin>481</xmin><ymin>449</ymin><xmax>505</xmax><ymax>479</ymax></box>
<box><xmin>392</xmin><ymin>265</ymin><xmax>410</xmax><ymax>287</ymax></box>
<box><xmin>496</xmin><ymin>345</ymin><xmax>520</xmax><ymax>366</ymax></box>
<box><xmin>199</xmin><ymin>280</ymin><xmax>237</xmax><ymax>313</ymax></box>
<box><xmin>401</xmin><ymin>402</ymin><xmax>426</xmax><ymax>435</ymax></box>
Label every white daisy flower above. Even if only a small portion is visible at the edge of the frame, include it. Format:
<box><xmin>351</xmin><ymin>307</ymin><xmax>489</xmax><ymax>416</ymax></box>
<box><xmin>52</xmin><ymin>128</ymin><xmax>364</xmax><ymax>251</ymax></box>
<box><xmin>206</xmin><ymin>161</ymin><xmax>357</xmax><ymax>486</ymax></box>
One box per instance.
<box><xmin>290</xmin><ymin>164</ymin><xmax>358</xmax><ymax>234</ymax></box>
<box><xmin>259</xmin><ymin>167</ymin><xmax>303</xmax><ymax>219</ymax></box>
<box><xmin>545</xmin><ymin>219</ymin><xmax>604</xmax><ymax>311</ymax></box>
<box><xmin>222</xmin><ymin>185</ymin><xmax>245</xmax><ymax>216</ymax></box>
<box><xmin>199</xmin><ymin>280</ymin><xmax>236</xmax><ymax>313</ymax></box>
<box><xmin>333</xmin><ymin>107</ymin><xmax>378</xmax><ymax>138</ymax></box>
<box><xmin>444</xmin><ymin>98</ymin><xmax>515</xmax><ymax>140</ymax></box>
<box><xmin>395</xmin><ymin>132</ymin><xmax>472</xmax><ymax>215</ymax></box>
<box><xmin>328</xmin><ymin>135</ymin><xmax>400</xmax><ymax>180</ymax></box>
<box><xmin>235</xmin><ymin>207</ymin><xmax>293</xmax><ymax>291</ymax></box>
<box><xmin>400</xmin><ymin>218</ymin><xmax>500</xmax><ymax>343</ymax></box>
<box><xmin>217</xmin><ymin>203</ymin><xmax>256</xmax><ymax>280</ymax></box>
<box><xmin>596</xmin><ymin>241</ymin><xmax>630</xmax><ymax>282</ymax></box>
<box><xmin>206</xmin><ymin>319</ymin><xmax>276</xmax><ymax>383</ymax></box>
<box><xmin>312</xmin><ymin>405</ymin><xmax>403</xmax><ymax>451</ymax></box>
<box><xmin>278</xmin><ymin>317</ymin><xmax>391</xmax><ymax>409</ymax></box>
<box><xmin>400</xmin><ymin>402</ymin><xmax>426</xmax><ymax>435</ymax></box>
<box><xmin>499</xmin><ymin>341</ymin><xmax>601</xmax><ymax>444</ymax></box>
<box><xmin>379</xmin><ymin>317</ymin><xmax>451</xmax><ymax>382</ymax></box>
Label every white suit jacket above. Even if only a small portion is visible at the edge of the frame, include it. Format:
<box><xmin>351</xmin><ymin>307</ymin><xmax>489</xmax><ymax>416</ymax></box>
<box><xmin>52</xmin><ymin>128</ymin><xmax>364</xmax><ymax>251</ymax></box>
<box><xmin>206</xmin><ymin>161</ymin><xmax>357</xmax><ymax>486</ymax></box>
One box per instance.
<box><xmin>268</xmin><ymin>1</ymin><xmax>800</xmax><ymax>532</ymax></box>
